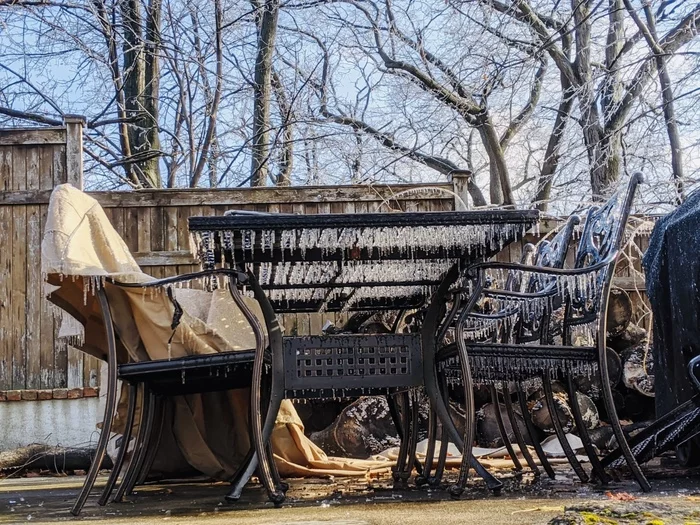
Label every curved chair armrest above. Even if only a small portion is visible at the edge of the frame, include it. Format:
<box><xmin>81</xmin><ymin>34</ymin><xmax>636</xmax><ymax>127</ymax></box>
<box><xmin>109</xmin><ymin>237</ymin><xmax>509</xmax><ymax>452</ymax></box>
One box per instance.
<box><xmin>482</xmin><ymin>285</ymin><xmax>559</xmax><ymax>301</ymax></box>
<box><xmin>104</xmin><ymin>268</ymin><xmax>248</xmax><ymax>289</ymax></box>
<box><xmin>464</xmin><ymin>252</ymin><xmax>618</xmax><ymax>302</ymax></box>
<box><xmin>468</xmin><ymin>253</ymin><xmax>616</xmax><ymax>278</ymax></box>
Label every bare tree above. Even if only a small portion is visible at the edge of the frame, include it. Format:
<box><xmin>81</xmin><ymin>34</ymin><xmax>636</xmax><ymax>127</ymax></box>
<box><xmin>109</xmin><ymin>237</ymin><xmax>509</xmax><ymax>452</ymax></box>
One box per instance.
<box><xmin>489</xmin><ymin>0</ymin><xmax>700</xmax><ymax>198</ymax></box>
<box><xmin>250</xmin><ymin>0</ymin><xmax>281</xmax><ymax>186</ymax></box>
<box><xmin>1</xmin><ymin>0</ymin><xmax>699</xmax><ymax>204</ymax></box>
<box><xmin>624</xmin><ymin>0</ymin><xmax>685</xmax><ymax>204</ymax></box>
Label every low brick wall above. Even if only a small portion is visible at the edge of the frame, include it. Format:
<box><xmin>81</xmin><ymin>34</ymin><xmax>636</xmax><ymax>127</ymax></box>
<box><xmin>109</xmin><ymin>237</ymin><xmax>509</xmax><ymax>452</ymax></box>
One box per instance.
<box><xmin>0</xmin><ymin>387</ymin><xmax>99</xmax><ymax>402</ymax></box>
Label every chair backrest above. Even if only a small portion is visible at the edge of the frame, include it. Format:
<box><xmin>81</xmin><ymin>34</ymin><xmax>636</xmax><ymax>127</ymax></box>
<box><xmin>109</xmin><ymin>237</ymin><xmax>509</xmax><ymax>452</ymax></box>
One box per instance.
<box><xmin>565</xmin><ymin>172</ymin><xmax>644</xmax><ymax>333</ymax></box>
<box><xmin>524</xmin><ymin>214</ymin><xmax>581</xmax><ymax>294</ymax></box>
<box><xmin>535</xmin><ymin>215</ymin><xmax>581</xmax><ymax>269</ymax></box>
<box><xmin>574</xmin><ymin>172</ymin><xmax>644</xmax><ymax>269</ymax></box>
<box><xmin>510</xmin><ymin>215</ymin><xmax>579</xmax><ymax>344</ymax></box>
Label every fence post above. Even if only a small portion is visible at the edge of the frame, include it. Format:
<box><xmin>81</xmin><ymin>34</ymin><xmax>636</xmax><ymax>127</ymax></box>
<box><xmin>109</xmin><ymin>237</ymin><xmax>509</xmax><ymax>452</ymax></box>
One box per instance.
<box><xmin>64</xmin><ymin>115</ymin><xmax>85</xmax><ymax>190</ymax></box>
<box><xmin>449</xmin><ymin>170</ymin><xmax>472</xmax><ymax>211</ymax></box>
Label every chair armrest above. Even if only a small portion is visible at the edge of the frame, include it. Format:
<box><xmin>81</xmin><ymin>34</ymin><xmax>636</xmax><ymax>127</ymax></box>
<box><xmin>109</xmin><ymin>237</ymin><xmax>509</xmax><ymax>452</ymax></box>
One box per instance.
<box><xmin>105</xmin><ymin>268</ymin><xmax>248</xmax><ymax>289</ymax></box>
<box><xmin>468</xmin><ymin>255</ymin><xmax>615</xmax><ymax>278</ymax></box>
<box><xmin>465</xmin><ymin>252</ymin><xmax>617</xmax><ymax>301</ymax></box>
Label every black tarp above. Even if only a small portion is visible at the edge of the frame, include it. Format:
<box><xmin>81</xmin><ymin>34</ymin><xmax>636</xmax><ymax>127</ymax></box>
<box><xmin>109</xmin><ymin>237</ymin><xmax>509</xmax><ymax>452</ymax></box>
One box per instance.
<box><xmin>642</xmin><ymin>189</ymin><xmax>700</xmax><ymax>461</ymax></box>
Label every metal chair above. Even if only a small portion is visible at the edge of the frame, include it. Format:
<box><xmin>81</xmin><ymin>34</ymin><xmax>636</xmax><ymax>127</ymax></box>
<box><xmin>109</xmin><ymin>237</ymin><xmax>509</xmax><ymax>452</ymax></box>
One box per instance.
<box><xmin>69</xmin><ymin>269</ymin><xmax>270</xmax><ymax>516</ymax></box>
<box><xmin>439</xmin><ymin>173</ymin><xmax>650</xmax><ymax>494</ymax></box>
<box><xmin>424</xmin><ymin>214</ymin><xmax>579</xmax><ymax>492</ymax></box>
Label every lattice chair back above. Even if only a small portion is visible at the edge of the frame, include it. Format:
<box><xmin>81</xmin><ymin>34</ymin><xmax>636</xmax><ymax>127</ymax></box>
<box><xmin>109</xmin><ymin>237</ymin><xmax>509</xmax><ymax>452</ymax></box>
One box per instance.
<box><xmin>535</xmin><ymin>216</ymin><xmax>580</xmax><ymax>268</ymax></box>
<box><xmin>575</xmin><ymin>173</ymin><xmax>644</xmax><ymax>269</ymax></box>
<box><xmin>512</xmin><ymin>215</ymin><xmax>581</xmax><ymax>344</ymax></box>
<box><xmin>565</xmin><ymin>172</ymin><xmax>644</xmax><ymax>337</ymax></box>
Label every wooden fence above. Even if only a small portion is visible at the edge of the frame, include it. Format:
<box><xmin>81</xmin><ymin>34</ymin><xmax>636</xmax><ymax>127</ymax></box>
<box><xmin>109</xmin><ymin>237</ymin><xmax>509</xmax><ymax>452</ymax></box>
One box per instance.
<box><xmin>0</xmin><ymin>122</ymin><xmax>651</xmax><ymax>394</ymax></box>
<box><xmin>0</xmin><ymin>119</ymin><xmax>91</xmax><ymax>392</ymax></box>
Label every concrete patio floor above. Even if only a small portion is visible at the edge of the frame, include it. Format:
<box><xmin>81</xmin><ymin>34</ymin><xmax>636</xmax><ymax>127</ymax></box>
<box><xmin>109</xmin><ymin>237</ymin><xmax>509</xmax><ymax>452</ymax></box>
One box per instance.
<box><xmin>1</xmin><ymin>463</ymin><xmax>699</xmax><ymax>524</ymax></box>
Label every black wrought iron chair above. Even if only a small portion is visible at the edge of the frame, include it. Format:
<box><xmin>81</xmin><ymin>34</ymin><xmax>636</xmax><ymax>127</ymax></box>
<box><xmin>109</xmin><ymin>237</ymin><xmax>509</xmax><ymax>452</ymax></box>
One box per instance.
<box><xmin>436</xmin><ymin>173</ymin><xmax>650</xmax><ymax>494</ymax></box>
<box><xmin>422</xmin><ymin>214</ymin><xmax>579</xmax><ymax>492</ymax></box>
<box><xmin>68</xmin><ymin>269</ymin><xmax>272</xmax><ymax>516</ymax></box>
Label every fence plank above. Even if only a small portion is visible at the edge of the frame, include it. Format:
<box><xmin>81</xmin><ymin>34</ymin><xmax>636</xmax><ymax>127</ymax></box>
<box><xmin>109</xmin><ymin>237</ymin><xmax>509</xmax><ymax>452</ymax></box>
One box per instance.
<box><xmin>25</xmin><ymin>146</ymin><xmax>43</xmax><ymax>389</ymax></box>
<box><xmin>0</xmin><ymin>147</ymin><xmax>12</xmax><ymax>389</ymax></box>
<box><xmin>11</xmin><ymin>146</ymin><xmax>28</xmax><ymax>389</ymax></box>
<box><xmin>39</xmin><ymin>146</ymin><xmax>56</xmax><ymax>388</ymax></box>
<box><xmin>0</xmin><ymin>128</ymin><xmax>66</xmax><ymax>146</ymax></box>
<box><xmin>52</xmin><ymin>145</ymin><xmax>68</xmax><ymax>388</ymax></box>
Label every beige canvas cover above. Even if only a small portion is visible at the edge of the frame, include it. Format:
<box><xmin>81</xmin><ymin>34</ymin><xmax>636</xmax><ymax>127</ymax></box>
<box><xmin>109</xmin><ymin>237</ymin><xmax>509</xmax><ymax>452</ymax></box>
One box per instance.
<box><xmin>41</xmin><ymin>183</ymin><xmax>393</xmax><ymax>479</ymax></box>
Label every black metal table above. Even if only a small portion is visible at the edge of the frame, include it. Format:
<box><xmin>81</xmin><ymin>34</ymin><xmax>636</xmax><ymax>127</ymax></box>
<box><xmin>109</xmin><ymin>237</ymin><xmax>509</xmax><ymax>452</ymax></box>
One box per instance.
<box><xmin>189</xmin><ymin>209</ymin><xmax>538</xmax><ymax>504</ymax></box>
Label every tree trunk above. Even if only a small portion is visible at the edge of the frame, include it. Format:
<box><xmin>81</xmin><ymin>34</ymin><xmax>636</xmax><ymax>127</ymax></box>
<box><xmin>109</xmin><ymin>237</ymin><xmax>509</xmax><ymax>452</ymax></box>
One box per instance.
<box><xmin>121</xmin><ymin>0</ymin><xmax>146</xmax><ymax>181</ymax></box>
<box><xmin>573</xmin><ymin>0</ymin><xmax>621</xmax><ymax>200</ymax></box>
<box><xmin>643</xmin><ymin>4</ymin><xmax>685</xmax><ymax>203</ymax></box>
<box><xmin>143</xmin><ymin>0</ymin><xmax>162</xmax><ymax>188</ymax></box>
<box><xmin>271</xmin><ymin>68</ymin><xmax>292</xmax><ymax>186</ymax></box>
<box><xmin>94</xmin><ymin>0</ymin><xmax>137</xmax><ymax>186</ymax></box>
<box><xmin>189</xmin><ymin>0</ymin><xmax>223</xmax><ymax>188</ymax></box>
<box><xmin>535</xmin><ymin>82</ymin><xmax>574</xmax><ymax>211</ymax></box>
<box><xmin>478</xmin><ymin>116</ymin><xmax>513</xmax><ymax>205</ymax></box>
<box><xmin>591</xmin><ymin>131</ymin><xmax>622</xmax><ymax>199</ymax></box>
<box><xmin>250</xmin><ymin>0</ymin><xmax>280</xmax><ymax>187</ymax></box>
<box><xmin>121</xmin><ymin>0</ymin><xmax>162</xmax><ymax>188</ymax></box>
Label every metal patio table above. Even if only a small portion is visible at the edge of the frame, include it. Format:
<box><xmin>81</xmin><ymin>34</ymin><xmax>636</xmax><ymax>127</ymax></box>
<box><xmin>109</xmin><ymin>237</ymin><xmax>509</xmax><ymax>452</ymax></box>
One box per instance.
<box><xmin>188</xmin><ymin>208</ymin><xmax>539</xmax><ymax>504</ymax></box>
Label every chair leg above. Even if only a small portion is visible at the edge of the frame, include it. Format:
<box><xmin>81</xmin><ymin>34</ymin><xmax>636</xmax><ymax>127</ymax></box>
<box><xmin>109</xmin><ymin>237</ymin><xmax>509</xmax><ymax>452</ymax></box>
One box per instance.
<box><xmin>598</xmin><ymin>359</ymin><xmax>651</xmax><ymax>491</ymax></box>
<box><xmin>71</xmin><ymin>289</ymin><xmax>120</xmax><ymax>517</ymax></box>
<box><xmin>542</xmin><ymin>375</ymin><xmax>589</xmax><ymax>483</ymax></box>
<box><xmin>565</xmin><ymin>375</ymin><xmax>610</xmax><ymax>484</ymax></box>
<box><xmin>417</xmin><ymin>403</ymin><xmax>437</xmax><ymax>486</ymax></box>
<box><xmin>114</xmin><ymin>385</ymin><xmax>155</xmax><ymax>502</ymax></box>
<box><xmin>430</xmin><ymin>375</ymin><xmax>450</xmax><ymax>487</ymax></box>
<box><xmin>225</xmin><ymin>447</ymin><xmax>257</xmax><ymax>502</ymax></box>
<box><xmin>516</xmin><ymin>384</ymin><xmax>556</xmax><ymax>479</ymax></box>
<box><xmin>450</xmin><ymin>344</ymin><xmax>480</xmax><ymax>499</ymax></box>
<box><xmin>266</xmin><ymin>441</ymin><xmax>288</xmax><ymax>493</ymax></box>
<box><xmin>490</xmin><ymin>385</ymin><xmax>523</xmax><ymax>474</ymax></box>
<box><xmin>261</xmin><ymin>370</ymin><xmax>286</xmax><ymax>494</ymax></box>
<box><xmin>98</xmin><ymin>383</ymin><xmax>138</xmax><ymax>506</ymax></box>
<box><xmin>502</xmin><ymin>384</ymin><xmax>539</xmax><ymax>477</ymax></box>
<box><xmin>425</xmin><ymin>370</ymin><xmax>502</xmax><ymax>493</ymax></box>
<box><xmin>404</xmin><ymin>390</ymin><xmax>421</xmax><ymax>484</ymax></box>
<box><xmin>244</xmin><ymin>274</ymin><xmax>286</xmax><ymax>506</ymax></box>
<box><xmin>251</xmin><ymin>366</ymin><xmax>285</xmax><ymax>505</ymax></box>
<box><xmin>136</xmin><ymin>395</ymin><xmax>165</xmax><ymax>486</ymax></box>
<box><xmin>225</xmin><ymin>374</ymin><xmax>283</xmax><ymax>504</ymax></box>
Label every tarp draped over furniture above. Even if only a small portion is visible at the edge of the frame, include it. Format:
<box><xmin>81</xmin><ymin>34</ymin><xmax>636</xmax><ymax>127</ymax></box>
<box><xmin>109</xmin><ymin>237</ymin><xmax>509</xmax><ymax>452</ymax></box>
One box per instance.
<box><xmin>41</xmin><ymin>183</ymin><xmax>393</xmax><ymax>479</ymax></box>
<box><xmin>642</xmin><ymin>188</ymin><xmax>700</xmax><ymax>459</ymax></box>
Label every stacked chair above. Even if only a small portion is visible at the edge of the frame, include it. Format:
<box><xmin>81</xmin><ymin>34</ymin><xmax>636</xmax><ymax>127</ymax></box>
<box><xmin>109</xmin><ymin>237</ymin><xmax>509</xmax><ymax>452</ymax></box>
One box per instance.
<box><xmin>426</xmin><ymin>173</ymin><xmax>650</xmax><ymax>494</ymax></box>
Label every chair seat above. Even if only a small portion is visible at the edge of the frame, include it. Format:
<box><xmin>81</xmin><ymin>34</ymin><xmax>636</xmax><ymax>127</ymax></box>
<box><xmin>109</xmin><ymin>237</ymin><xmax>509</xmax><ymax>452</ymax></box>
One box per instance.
<box><xmin>437</xmin><ymin>342</ymin><xmax>597</xmax><ymax>382</ymax></box>
<box><xmin>118</xmin><ymin>350</ymin><xmax>259</xmax><ymax>395</ymax></box>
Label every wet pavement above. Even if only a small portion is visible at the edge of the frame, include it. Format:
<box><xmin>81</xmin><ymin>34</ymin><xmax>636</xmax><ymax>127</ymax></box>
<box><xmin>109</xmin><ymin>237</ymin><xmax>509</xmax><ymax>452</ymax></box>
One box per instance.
<box><xmin>1</xmin><ymin>462</ymin><xmax>699</xmax><ymax>524</ymax></box>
